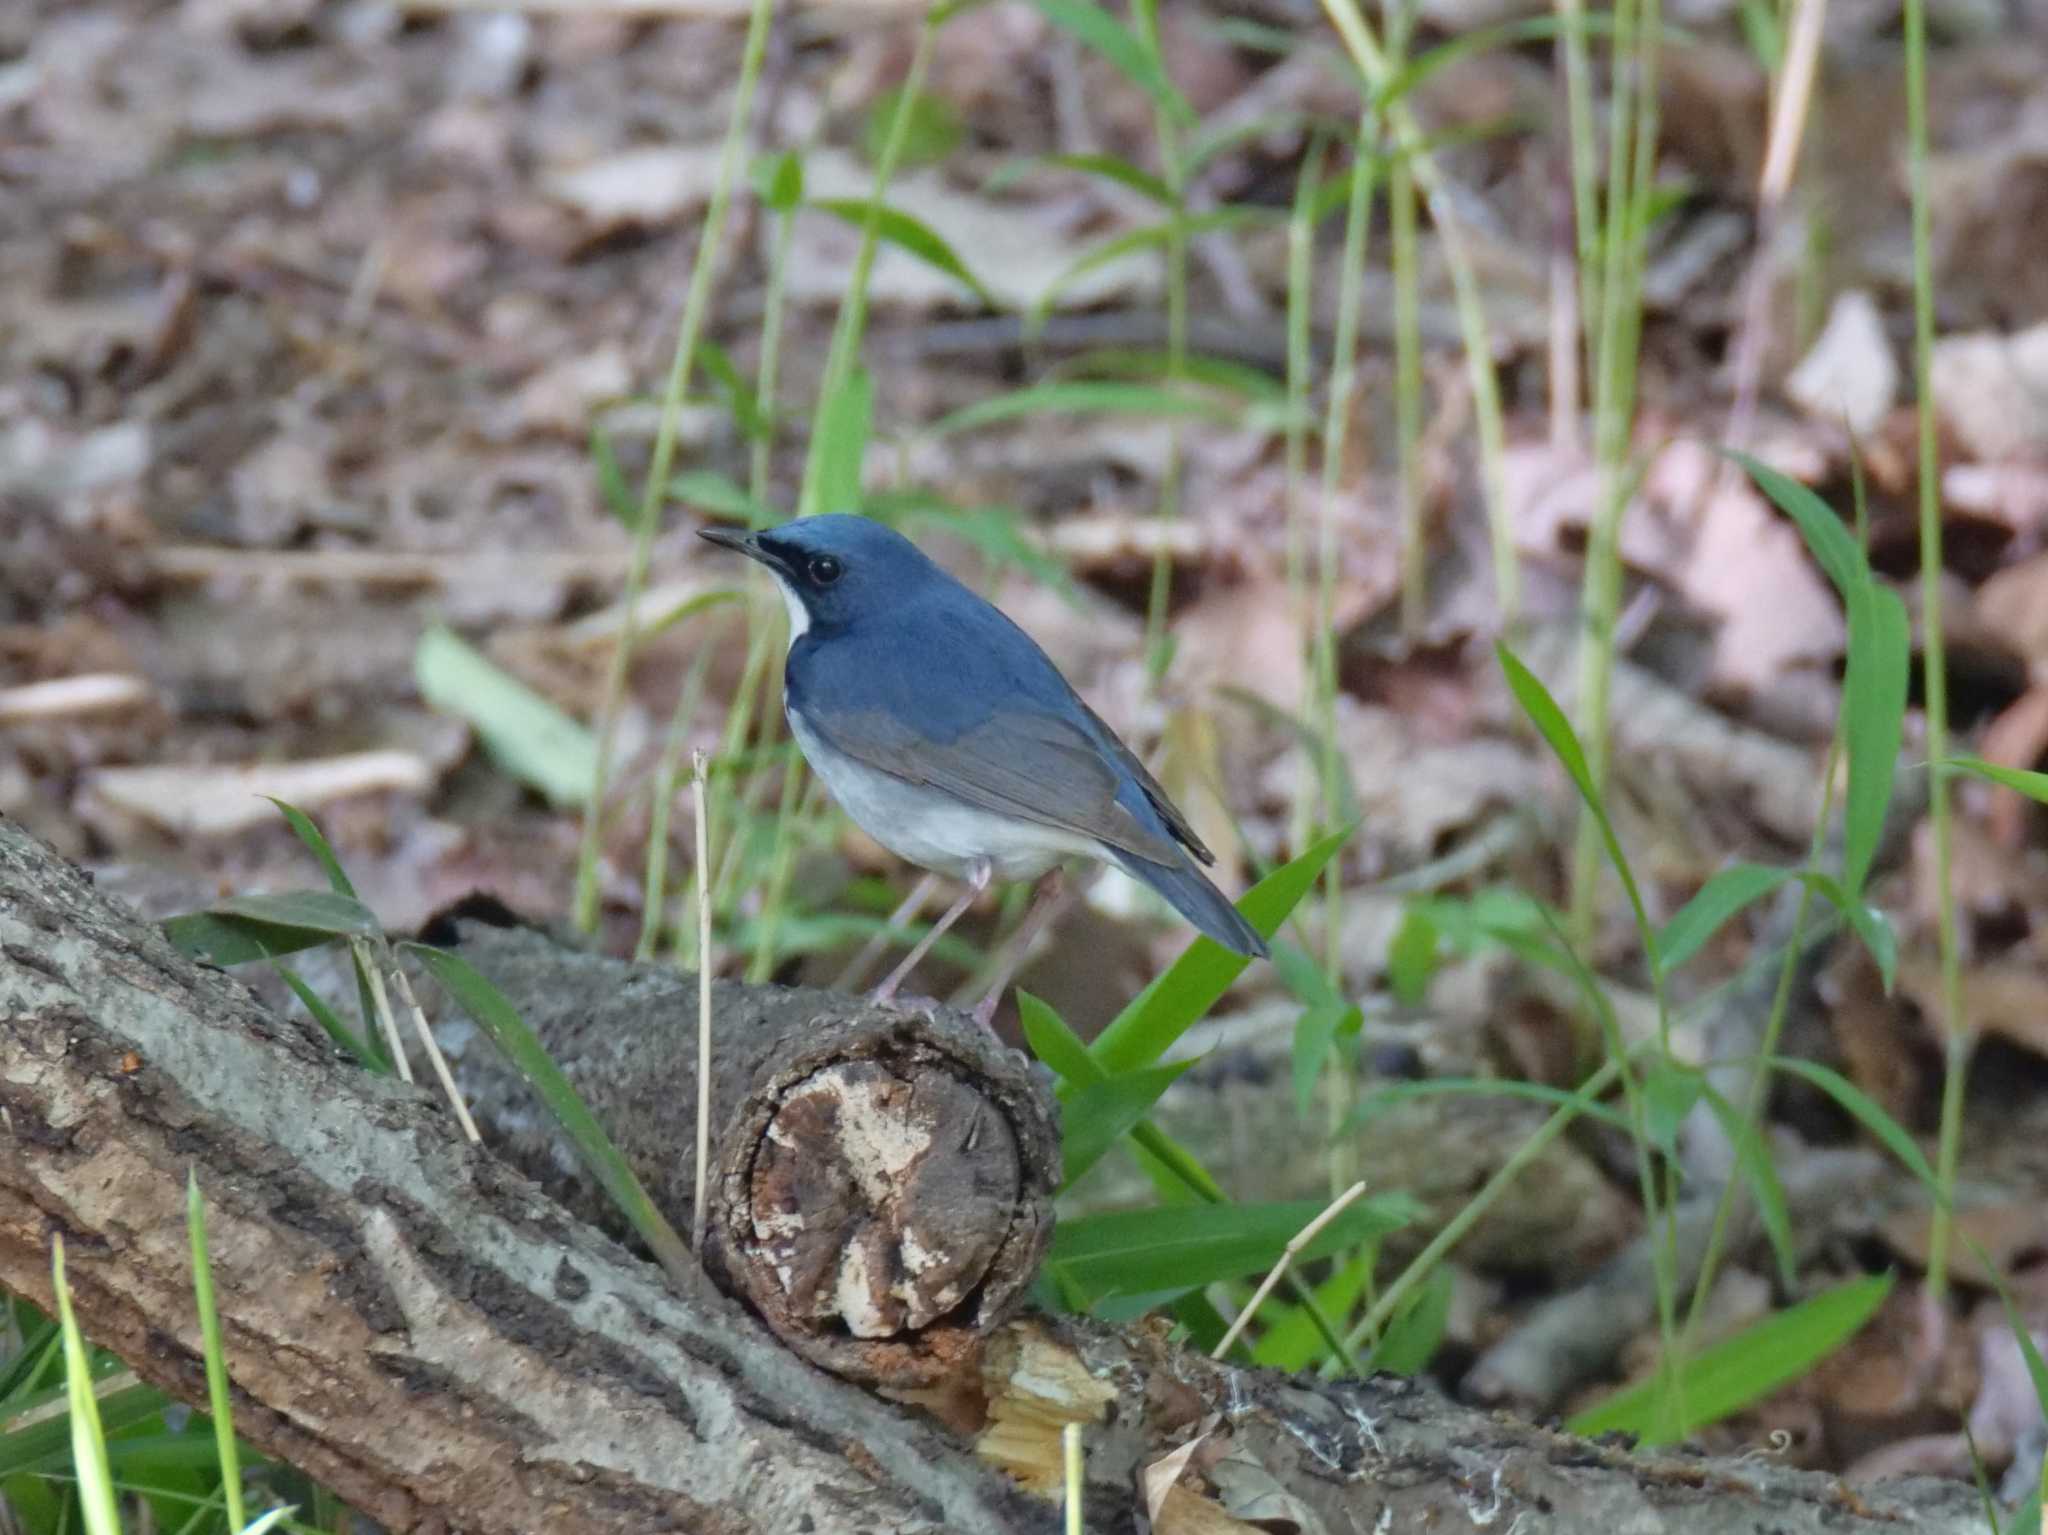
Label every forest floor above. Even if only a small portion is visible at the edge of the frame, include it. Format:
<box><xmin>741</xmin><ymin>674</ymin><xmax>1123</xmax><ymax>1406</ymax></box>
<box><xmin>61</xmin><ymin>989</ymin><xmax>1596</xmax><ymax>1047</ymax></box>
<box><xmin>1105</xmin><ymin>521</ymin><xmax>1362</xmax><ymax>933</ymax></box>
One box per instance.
<box><xmin>7</xmin><ymin>0</ymin><xmax>2048</xmax><ymax>1504</ymax></box>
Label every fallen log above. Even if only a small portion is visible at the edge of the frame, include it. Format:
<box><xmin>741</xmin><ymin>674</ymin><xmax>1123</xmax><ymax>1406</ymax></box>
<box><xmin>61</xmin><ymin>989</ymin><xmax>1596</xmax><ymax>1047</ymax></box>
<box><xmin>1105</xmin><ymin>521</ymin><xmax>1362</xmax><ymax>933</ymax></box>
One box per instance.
<box><xmin>0</xmin><ymin>816</ymin><xmax>1991</xmax><ymax>1533</ymax></box>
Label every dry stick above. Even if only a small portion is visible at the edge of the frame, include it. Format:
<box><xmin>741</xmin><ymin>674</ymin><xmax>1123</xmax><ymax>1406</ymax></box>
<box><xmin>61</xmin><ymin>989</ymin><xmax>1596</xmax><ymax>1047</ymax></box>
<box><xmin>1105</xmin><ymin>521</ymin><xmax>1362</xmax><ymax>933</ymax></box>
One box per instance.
<box><xmin>391</xmin><ymin>964</ymin><xmax>481</xmax><ymax>1143</ymax></box>
<box><xmin>1211</xmin><ymin>1181</ymin><xmax>1370</xmax><ymax>1361</ymax></box>
<box><xmin>356</xmin><ymin>941</ymin><xmax>413</xmax><ymax>1084</ymax></box>
<box><xmin>1719</xmin><ymin>0</ymin><xmax>1828</xmax><ymax>458</ymax></box>
<box><xmin>692</xmin><ymin>751</ymin><xmax>714</xmax><ymax>1252</ymax></box>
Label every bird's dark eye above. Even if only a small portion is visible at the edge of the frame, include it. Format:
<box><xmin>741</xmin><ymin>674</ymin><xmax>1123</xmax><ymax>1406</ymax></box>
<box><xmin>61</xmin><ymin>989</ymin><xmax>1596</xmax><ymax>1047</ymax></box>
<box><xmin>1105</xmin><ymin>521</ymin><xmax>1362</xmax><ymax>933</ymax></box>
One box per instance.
<box><xmin>808</xmin><ymin>555</ymin><xmax>844</xmax><ymax>586</ymax></box>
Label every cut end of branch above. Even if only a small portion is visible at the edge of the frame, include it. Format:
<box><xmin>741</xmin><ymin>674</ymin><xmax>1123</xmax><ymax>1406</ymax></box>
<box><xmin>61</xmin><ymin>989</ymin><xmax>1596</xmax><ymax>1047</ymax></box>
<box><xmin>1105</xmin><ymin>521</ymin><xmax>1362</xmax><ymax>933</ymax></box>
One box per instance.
<box><xmin>709</xmin><ymin>1010</ymin><xmax>1058</xmax><ymax>1388</ymax></box>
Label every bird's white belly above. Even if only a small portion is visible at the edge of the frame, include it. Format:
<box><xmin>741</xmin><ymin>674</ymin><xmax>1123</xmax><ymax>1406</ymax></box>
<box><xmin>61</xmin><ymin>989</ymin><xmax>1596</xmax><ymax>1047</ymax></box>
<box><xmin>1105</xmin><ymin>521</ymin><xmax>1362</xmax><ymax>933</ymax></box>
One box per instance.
<box><xmin>787</xmin><ymin>708</ymin><xmax>1099</xmax><ymax>881</ymax></box>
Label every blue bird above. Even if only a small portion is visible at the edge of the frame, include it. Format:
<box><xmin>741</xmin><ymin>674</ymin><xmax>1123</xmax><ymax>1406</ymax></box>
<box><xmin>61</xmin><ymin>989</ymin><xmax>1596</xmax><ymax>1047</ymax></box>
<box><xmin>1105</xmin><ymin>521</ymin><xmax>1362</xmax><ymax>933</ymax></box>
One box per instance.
<box><xmin>699</xmin><ymin>514</ymin><xmax>1266</xmax><ymax>1022</ymax></box>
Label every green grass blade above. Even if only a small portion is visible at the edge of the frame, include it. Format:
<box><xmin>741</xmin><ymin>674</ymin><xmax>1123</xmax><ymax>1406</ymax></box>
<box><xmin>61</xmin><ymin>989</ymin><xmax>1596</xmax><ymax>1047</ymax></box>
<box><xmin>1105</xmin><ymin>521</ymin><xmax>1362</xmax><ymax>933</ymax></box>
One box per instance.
<box><xmin>1727</xmin><ymin>450</ymin><xmax>1862</xmax><ymax>600</ymax></box>
<box><xmin>1018</xmin><ymin>990</ymin><xmax>1096</xmax><ymax>1082</ymax></box>
<box><xmin>1059</xmin><ymin>1059</ymin><xmax>1199</xmax><ymax>1189</ymax></box>
<box><xmin>53</xmin><ymin>1239</ymin><xmax>125</xmax><ymax>1535</ymax></box>
<box><xmin>1049</xmin><ymin>1195</ymin><xmax>1418</xmax><ymax>1299</ymax></box>
<box><xmin>590</xmin><ymin>420</ymin><xmax>642</xmax><ymax>530</ymax></box>
<box><xmin>1764</xmin><ymin>1057</ymin><xmax>1937</xmax><ymax>1185</ymax></box>
<box><xmin>0</xmin><ymin>1381</ymin><xmax>169</xmax><ymax>1480</ymax></box>
<box><xmin>1696</xmin><ymin>1082</ymin><xmax>1797</xmax><ymax>1288</ymax></box>
<box><xmin>259</xmin><ymin>799</ymin><xmax>357</xmax><ymax>899</ymax></box>
<box><xmin>0</xmin><ymin>1312</ymin><xmax>59</xmax><ymax>1405</ymax></box>
<box><xmin>1346</xmin><ymin>1076</ymin><xmax>1634</xmax><ymax>1134</ymax></box>
<box><xmin>1841</xmin><ymin>585</ymin><xmax>1909</xmax><ymax>897</ymax></box>
<box><xmin>416</xmin><ymin>626</ymin><xmax>598</xmax><ymax>808</ymax></box>
<box><xmin>1495</xmin><ymin>644</ymin><xmax>1660</xmax><ymax>976</ymax></box>
<box><xmin>207</xmin><ymin>892</ymin><xmax>378</xmax><ymax>939</ymax></box>
<box><xmin>1944</xmin><ymin>756</ymin><xmax>2048</xmax><ymax>802</ymax></box>
<box><xmin>1291</xmin><ymin>1001</ymin><xmax>1361</xmax><ymax>1115</ymax></box>
<box><xmin>1032</xmin><ymin>207</ymin><xmax>1273</xmax><ymax>317</ymax></box>
<box><xmin>671</xmin><ymin>469</ymin><xmax>774</xmax><ymax>523</ymax></box>
<box><xmin>402</xmin><ymin>945</ymin><xmax>694</xmax><ymax>1285</ymax></box>
<box><xmin>1365</xmin><ymin>1262</ymin><xmax>1453</xmax><ymax>1375</ymax></box>
<box><xmin>164</xmin><ymin>890</ymin><xmax>381</xmax><ymax>970</ymax></box>
<box><xmin>930</xmin><ymin>380</ymin><xmax>1232</xmax><ymax>437</ymax></box>
<box><xmin>1659</xmin><ymin>863</ymin><xmax>1791</xmax><ymax>972</ymax></box>
<box><xmin>1640</xmin><ymin>1060</ymin><xmax>1704</xmax><ymax>1157</ymax></box>
<box><xmin>1090</xmin><ymin>824</ymin><xmax>1354</xmax><ymax>1075</ymax></box>
<box><xmin>1038</xmin><ymin>151</ymin><xmax>1176</xmax><ymax>206</ymax></box>
<box><xmin>811</xmin><ymin>367</ymin><xmax>873</xmax><ymax>516</ymax></box>
<box><xmin>1251</xmin><ymin>1252</ymin><xmax>1373</xmax><ymax>1370</ymax></box>
<box><xmin>1024</xmin><ymin>0</ymin><xmax>1195</xmax><ymax>129</ymax></box>
<box><xmin>266</xmin><ymin>966</ymin><xmax>382</xmax><ymax>1072</ymax></box>
<box><xmin>1568</xmin><ymin>1273</ymin><xmax>1894</xmax><ymax>1442</ymax></box>
<box><xmin>186</xmin><ymin>1175</ymin><xmax>246</xmax><ymax>1532</ymax></box>
<box><xmin>1018</xmin><ymin>994</ymin><xmax>1232</xmax><ymax>1203</ymax></box>
<box><xmin>807</xmin><ymin>199</ymin><xmax>994</xmax><ymax>307</ymax></box>
<box><xmin>754</xmin><ymin>148</ymin><xmax>804</xmax><ymax>210</ymax></box>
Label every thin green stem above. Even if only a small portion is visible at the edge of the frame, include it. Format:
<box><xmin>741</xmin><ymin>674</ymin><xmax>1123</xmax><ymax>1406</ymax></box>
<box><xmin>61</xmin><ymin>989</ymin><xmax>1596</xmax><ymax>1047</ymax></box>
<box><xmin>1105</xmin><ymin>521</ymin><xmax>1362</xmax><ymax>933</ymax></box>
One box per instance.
<box><xmin>1344</xmin><ymin>1056</ymin><xmax>1625</xmax><ymax>1353</ymax></box>
<box><xmin>1567</xmin><ymin>0</ymin><xmax>1661</xmax><ymax>955</ymax></box>
<box><xmin>1312</xmin><ymin>118</ymin><xmax>1382</xmax><ymax>1194</ymax></box>
<box><xmin>1904</xmin><ymin>0</ymin><xmax>1967</xmax><ymax>1301</ymax></box>
<box><xmin>574</xmin><ymin>0</ymin><xmax>778</xmax><ymax>931</ymax></box>
<box><xmin>1315</xmin><ymin>0</ymin><xmax>1518</xmax><ymax>624</ymax></box>
<box><xmin>1555</xmin><ymin>0</ymin><xmax>1601</xmax><ymax>372</ymax></box>
<box><xmin>751</xmin><ymin>200</ymin><xmax>799</xmax><ymax>508</ymax></box>
<box><xmin>798</xmin><ymin>13</ymin><xmax>940</xmax><ymax>518</ymax></box>
<box><xmin>1283</xmin><ymin>140</ymin><xmax>1326</xmax><ymax>859</ymax></box>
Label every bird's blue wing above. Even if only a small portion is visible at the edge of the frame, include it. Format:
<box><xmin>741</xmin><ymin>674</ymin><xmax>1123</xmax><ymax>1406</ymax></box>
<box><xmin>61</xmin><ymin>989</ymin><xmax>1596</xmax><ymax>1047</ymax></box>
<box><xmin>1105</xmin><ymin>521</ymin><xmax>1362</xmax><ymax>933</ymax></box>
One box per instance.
<box><xmin>788</xmin><ymin>594</ymin><xmax>1195</xmax><ymax>867</ymax></box>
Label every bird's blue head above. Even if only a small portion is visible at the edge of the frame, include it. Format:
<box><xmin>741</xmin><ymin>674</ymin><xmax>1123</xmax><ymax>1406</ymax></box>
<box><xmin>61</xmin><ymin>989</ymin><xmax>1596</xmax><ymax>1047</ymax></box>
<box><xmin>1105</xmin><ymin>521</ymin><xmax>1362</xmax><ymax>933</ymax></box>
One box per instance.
<box><xmin>697</xmin><ymin>514</ymin><xmax>941</xmax><ymax>638</ymax></box>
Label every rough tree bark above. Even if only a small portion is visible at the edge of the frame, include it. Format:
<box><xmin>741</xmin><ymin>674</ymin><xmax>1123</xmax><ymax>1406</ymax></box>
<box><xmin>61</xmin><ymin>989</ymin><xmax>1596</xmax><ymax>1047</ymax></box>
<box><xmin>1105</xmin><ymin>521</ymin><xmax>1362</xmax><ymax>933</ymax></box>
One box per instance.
<box><xmin>0</xmin><ymin>816</ymin><xmax>1990</xmax><ymax>1534</ymax></box>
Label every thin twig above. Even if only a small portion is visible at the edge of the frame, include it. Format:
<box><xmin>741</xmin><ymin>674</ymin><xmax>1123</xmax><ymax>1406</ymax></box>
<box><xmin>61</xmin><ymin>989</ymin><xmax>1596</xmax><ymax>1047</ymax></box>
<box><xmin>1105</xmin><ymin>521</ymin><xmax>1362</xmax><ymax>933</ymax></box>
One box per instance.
<box><xmin>1213</xmin><ymin>1180</ymin><xmax>1369</xmax><ymax>1361</ymax></box>
<box><xmin>356</xmin><ymin>941</ymin><xmax>413</xmax><ymax>1085</ymax></box>
<box><xmin>692</xmin><ymin>751</ymin><xmax>714</xmax><ymax>1251</ymax></box>
<box><xmin>391</xmin><ymin>963</ymin><xmax>481</xmax><ymax>1143</ymax></box>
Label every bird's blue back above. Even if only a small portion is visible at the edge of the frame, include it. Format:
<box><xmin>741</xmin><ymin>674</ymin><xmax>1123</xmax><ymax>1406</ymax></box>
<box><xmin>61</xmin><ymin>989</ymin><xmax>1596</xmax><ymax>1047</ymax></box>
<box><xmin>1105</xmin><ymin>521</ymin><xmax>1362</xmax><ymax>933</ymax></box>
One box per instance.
<box><xmin>788</xmin><ymin>542</ymin><xmax>1093</xmax><ymax>744</ymax></box>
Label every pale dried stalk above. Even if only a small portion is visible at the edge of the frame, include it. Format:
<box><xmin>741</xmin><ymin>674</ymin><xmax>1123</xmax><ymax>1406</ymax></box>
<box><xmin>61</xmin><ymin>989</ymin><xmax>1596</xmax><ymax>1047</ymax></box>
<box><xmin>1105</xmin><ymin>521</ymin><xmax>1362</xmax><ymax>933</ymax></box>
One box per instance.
<box><xmin>1061</xmin><ymin>1422</ymin><xmax>1085</xmax><ymax>1535</ymax></box>
<box><xmin>356</xmin><ymin>940</ymin><xmax>413</xmax><ymax>1084</ymax></box>
<box><xmin>1212</xmin><ymin>1181</ymin><xmax>1369</xmax><ymax>1360</ymax></box>
<box><xmin>391</xmin><ymin>964</ymin><xmax>481</xmax><ymax>1143</ymax></box>
<box><xmin>693</xmin><ymin>750</ymin><xmax>714</xmax><ymax>1251</ymax></box>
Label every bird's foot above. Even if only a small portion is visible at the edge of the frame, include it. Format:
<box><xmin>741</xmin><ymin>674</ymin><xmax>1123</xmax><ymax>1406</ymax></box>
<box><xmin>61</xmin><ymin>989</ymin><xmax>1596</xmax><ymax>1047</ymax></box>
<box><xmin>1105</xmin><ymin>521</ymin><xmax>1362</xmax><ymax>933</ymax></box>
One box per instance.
<box><xmin>869</xmin><ymin>985</ymin><xmax>941</xmax><ymax>1021</ymax></box>
<box><xmin>969</xmin><ymin>987</ymin><xmax>1005</xmax><ymax>1043</ymax></box>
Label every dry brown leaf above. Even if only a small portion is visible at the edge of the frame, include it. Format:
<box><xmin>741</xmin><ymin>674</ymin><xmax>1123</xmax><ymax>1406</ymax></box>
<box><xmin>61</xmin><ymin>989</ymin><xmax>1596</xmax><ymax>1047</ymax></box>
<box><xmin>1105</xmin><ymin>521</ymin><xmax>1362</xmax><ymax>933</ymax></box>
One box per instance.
<box><xmin>1785</xmin><ymin>290</ymin><xmax>1899</xmax><ymax>436</ymax></box>
<box><xmin>80</xmin><ymin>751</ymin><xmax>436</xmax><ymax>839</ymax></box>
<box><xmin>1901</xmin><ymin>953</ymin><xmax>2048</xmax><ymax>1058</ymax></box>
<box><xmin>1975</xmin><ymin>683</ymin><xmax>2048</xmax><ymax>846</ymax></box>
<box><xmin>1881</xmin><ymin>1203</ymin><xmax>2048</xmax><ymax>1291</ymax></box>
<box><xmin>1821</xmin><ymin>946</ymin><xmax>1922</xmax><ymax>1129</ymax></box>
<box><xmin>1975</xmin><ymin>552</ymin><xmax>2048</xmax><ymax>677</ymax></box>
<box><xmin>1153</xmin><ymin>1484</ymin><xmax>1265</xmax><ymax>1535</ymax></box>
<box><xmin>1141</xmin><ymin>1422</ymin><xmax>1214</xmax><ymax>1526</ymax></box>
<box><xmin>1929</xmin><ymin>325</ymin><xmax>2048</xmax><ymax>462</ymax></box>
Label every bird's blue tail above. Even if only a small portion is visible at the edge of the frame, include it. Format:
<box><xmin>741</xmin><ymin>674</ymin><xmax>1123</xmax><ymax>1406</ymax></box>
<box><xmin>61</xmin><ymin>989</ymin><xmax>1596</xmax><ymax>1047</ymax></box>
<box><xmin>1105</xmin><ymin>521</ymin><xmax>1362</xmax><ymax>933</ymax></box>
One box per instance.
<box><xmin>1115</xmin><ymin>851</ymin><xmax>1268</xmax><ymax>959</ymax></box>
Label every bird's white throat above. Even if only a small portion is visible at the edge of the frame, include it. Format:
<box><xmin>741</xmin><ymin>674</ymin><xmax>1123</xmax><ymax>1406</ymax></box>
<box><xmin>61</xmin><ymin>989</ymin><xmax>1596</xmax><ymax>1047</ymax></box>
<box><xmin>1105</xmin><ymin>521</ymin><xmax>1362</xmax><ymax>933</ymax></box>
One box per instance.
<box><xmin>767</xmin><ymin>572</ymin><xmax>810</xmax><ymax>646</ymax></box>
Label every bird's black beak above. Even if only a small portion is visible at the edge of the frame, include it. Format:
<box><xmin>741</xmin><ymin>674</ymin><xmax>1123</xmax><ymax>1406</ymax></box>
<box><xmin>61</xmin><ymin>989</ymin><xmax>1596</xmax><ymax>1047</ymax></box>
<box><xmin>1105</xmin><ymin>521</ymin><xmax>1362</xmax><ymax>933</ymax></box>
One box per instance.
<box><xmin>697</xmin><ymin>524</ymin><xmax>760</xmax><ymax>559</ymax></box>
<box><xmin>697</xmin><ymin>524</ymin><xmax>792</xmax><ymax>578</ymax></box>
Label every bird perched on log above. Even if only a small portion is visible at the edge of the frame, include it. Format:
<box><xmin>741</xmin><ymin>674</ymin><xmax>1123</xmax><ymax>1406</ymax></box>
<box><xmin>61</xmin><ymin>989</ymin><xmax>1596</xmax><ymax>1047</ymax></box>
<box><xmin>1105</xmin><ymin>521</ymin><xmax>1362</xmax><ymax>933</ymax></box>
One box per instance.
<box><xmin>699</xmin><ymin>514</ymin><xmax>1265</xmax><ymax>1024</ymax></box>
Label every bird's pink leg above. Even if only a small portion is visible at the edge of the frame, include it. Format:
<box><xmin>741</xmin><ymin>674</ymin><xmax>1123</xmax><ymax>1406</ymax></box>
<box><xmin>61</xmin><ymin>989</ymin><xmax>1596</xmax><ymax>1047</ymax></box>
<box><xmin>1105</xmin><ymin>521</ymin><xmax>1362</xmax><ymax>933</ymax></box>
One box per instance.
<box><xmin>971</xmin><ymin>867</ymin><xmax>1078</xmax><ymax>1031</ymax></box>
<box><xmin>835</xmin><ymin>871</ymin><xmax>942</xmax><ymax>992</ymax></box>
<box><xmin>871</xmin><ymin>860</ymin><xmax>990</xmax><ymax>1006</ymax></box>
